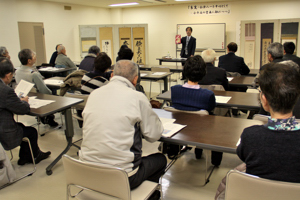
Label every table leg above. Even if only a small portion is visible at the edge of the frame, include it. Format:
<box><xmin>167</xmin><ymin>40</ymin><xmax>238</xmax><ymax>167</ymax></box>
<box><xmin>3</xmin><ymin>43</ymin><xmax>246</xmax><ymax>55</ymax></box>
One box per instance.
<box><xmin>45</xmin><ymin>108</ymin><xmax>74</xmax><ymax>175</ymax></box>
<box><xmin>159</xmin><ymin>60</ymin><xmax>162</xmax><ymax>65</ymax></box>
<box><xmin>162</xmin><ymin>77</ymin><xmax>168</xmax><ymax>93</ymax></box>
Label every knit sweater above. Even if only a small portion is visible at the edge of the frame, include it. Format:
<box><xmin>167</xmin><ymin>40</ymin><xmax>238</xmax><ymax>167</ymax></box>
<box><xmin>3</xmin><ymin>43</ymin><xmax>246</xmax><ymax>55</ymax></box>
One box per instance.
<box><xmin>171</xmin><ymin>85</ymin><xmax>216</xmax><ymax>112</ymax></box>
<box><xmin>81</xmin><ymin>71</ymin><xmax>111</xmax><ymax>94</ymax></box>
<box><xmin>237</xmin><ymin>125</ymin><xmax>300</xmax><ymax>183</ymax></box>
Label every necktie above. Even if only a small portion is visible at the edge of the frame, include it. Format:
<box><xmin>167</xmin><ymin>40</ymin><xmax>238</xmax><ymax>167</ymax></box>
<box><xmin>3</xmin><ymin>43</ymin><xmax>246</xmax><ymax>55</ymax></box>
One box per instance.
<box><xmin>185</xmin><ymin>37</ymin><xmax>190</xmax><ymax>55</ymax></box>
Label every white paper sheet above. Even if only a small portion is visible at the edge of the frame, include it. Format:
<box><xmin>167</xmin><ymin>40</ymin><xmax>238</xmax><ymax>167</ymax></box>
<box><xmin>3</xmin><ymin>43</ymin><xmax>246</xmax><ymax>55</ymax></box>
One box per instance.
<box><xmin>159</xmin><ymin>117</ymin><xmax>186</xmax><ymax>138</ymax></box>
<box><xmin>39</xmin><ymin>67</ymin><xmax>60</xmax><ymax>71</ymax></box>
<box><xmin>215</xmin><ymin>96</ymin><xmax>232</xmax><ymax>103</ymax></box>
<box><xmin>227</xmin><ymin>77</ymin><xmax>234</xmax><ymax>82</ymax></box>
<box><xmin>28</xmin><ymin>97</ymin><xmax>55</xmax><ymax>109</ymax></box>
<box><xmin>14</xmin><ymin>80</ymin><xmax>34</xmax><ymax>98</ymax></box>
<box><xmin>44</xmin><ymin>79</ymin><xmax>64</xmax><ymax>86</ymax></box>
<box><xmin>152</xmin><ymin>72</ymin><xmax>166</xmax><ymax>76</ymax></box>
<box><xmin>140</xmin><ymin>73</ymin><xmax>147</xmax><ymax>77</ymax></box>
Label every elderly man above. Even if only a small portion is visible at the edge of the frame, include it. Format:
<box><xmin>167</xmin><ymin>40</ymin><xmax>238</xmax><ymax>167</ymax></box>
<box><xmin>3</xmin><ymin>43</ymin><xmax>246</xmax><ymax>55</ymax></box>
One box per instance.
<box><xmin>79</xmin><ymin>45</ymin><xmax>100</xmax><ymax>72</ymax></box>
<box><xmin>283</xmin><ymin>42</ymin><xmax>300</xmax><ymax>67</ymax></box>
<box><xmin>55</xmin><ymin>45</ymin><xmax>77</xmax><ymax>69</ymax></box>
<box><xmin>80</xmin><ymin>60</ymin><xmax>166</xmax><ymax>193</ymax></box>
<box><xmin>218</xmin><ymin>42</ymin><xmax>250</xmax><ymax>75</ymax></box>
<box><xmin>199</xmin><ymin>49</ymin><xmax>229</xmax><ymax>90</ymax></box>
<box><xmin>260</xmin><ymin>42</ymin><xmax>284</xmax><ymax>71</ymax></box>
<box><xmin>15</xmin><ymin>49</ymin><xmax>59</xmax><ymax>127</ymax></box>
<box><xmin>0</xmin><ymin>47</ymin><xmax>10</xmax><ymax>60</ymax></box>
<box><xmin>0</xmin><ymin>57</ymin><xmax>50</xmax><ymax>165</ymax></box>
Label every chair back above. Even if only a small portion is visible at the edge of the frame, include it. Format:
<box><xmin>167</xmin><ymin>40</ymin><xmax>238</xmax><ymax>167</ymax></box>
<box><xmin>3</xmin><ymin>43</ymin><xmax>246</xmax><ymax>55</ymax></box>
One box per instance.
<box><xmin>200</xmin><ymin>84</ymin><xmax>225</xmax><ymax>91</ymax></box>
<box><xmin>64</xmin><ymin>93</ymin><xmax>89</xmax><ymax>110</ymax></box>
<box><xmin>225</xmin><ymin>170</ymin><xmax>300</xmax><ymax>200</ymax></box>
<box><xmin>62</xmin><ymin>155</ymin><xmax>131</xmax><ymax>200</ymax></box>
<box><xmin>226</xmin><ymin>72</ymin><xmax>241</xmax><ymax>77</ymax></box>
<box><xmin>151</xmin><ymin>66</ymin><xmax>170</xmax><ymax>73</ymax></box>
<box><xmin>163</xmin><ymin>106</ymin><xmax>209</xmax><ymax>115</ymax></box>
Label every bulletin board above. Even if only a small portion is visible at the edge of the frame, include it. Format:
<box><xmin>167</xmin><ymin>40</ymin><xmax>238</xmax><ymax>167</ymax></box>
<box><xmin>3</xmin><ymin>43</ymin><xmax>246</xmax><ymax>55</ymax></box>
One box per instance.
<box><xmin>99</xmin><ymin>27</ymin><xmax>114</xmax><ymax>62</ymax></box>
<box><xmin>133</xmin><ymin>27</ymin><xmax>145</xmax><ymax>65</ymax></box>
<box><xmin>176</xmin><ymin>23</ymin><xmax>226</xmax><ymax>52</ymax></box>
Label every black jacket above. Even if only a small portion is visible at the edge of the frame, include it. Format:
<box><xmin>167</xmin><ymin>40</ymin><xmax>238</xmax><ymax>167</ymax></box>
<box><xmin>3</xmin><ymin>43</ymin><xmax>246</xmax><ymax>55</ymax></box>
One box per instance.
<box><xmin>199</xmin><ymin>63</ymin><xmax>229</xmax><ymax>90</ymax></box>
<box><xmin>180</xmin><ymin>36</ymin><xmax>196</xmax><ymax>58</ymax></box>
<box><xmin>218</xmin><ymin>52</ymin><xmax>250</xmax><ymax>75</ymax></box>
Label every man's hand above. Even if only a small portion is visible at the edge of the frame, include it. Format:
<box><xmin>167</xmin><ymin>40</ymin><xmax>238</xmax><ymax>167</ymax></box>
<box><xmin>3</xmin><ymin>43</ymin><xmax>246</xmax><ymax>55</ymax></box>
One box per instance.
<box><xmin>190</xmin><ymin>55</ymin><xmax>194</xmax><ymax>57</ymax></box>
<box><xmin>21</xmin><ymin>96</ymin><xmax>29</xmax><ymax>102</ymax></box>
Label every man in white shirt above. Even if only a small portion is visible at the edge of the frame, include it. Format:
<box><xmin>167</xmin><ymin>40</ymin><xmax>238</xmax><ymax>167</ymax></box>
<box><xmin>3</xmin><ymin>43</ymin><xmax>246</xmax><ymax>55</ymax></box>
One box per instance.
<box><xmin>80</xmin><ymin>60</ymin><xmax>166</xmax><ymax>191</ymax></box>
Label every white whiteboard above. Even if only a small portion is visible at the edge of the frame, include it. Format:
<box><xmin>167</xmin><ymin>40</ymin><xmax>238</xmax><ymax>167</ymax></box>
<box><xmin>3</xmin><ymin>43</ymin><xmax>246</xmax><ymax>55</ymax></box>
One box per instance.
<box><xmin>177</xmin><ymin>23</ymin><xmax>226</xmax><ymax>51</ymax></box>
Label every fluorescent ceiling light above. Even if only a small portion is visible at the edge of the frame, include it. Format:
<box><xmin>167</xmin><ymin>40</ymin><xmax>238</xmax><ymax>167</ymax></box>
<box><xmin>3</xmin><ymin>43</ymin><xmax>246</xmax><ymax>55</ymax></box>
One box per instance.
<box><xmin>109</xmin><ymin>2</ymin><xmax>139</xmax><ymax>7</ymax></box>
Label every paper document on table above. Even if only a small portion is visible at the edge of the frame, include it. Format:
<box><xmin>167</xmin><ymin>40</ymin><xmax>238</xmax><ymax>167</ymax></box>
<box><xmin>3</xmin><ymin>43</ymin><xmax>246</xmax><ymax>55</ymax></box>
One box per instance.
<box><xmin>227</xmin><ymin>77</ymin><xmax>233</xmax><ymax>82</ymax></box>
<box><xmin>152</xmin><ymin>72</ymin><xmax>166</xmax><ymax>76</ymax></box>
<box><xmin>39</xmin><ymin>67</ymin><xmax>60</xmax><ymax>71</ymax></box>
<box><xmin>29</xmin><ymin>97</ymin><xmax>55</xmax><ymax>109</ymax></box>
<box><xmin>15</xmin><ymin>80</ymin><xmax>34</xmax><ymax>98</ymax></box>
<box><xmin>162</xmin><ymin>123</ymin><xmax>186</xmax><ymax>138</ymax></box>
<box><xmin>215</xmin><ymin>96</ymin><xmax>232</xmax><ymax>103</ymax></box>
<box><xmin>140</xmin><ymin>73</ymin><xmax>147</xmax><ymax>77</ymax></box>
<box><xmin>236</xmin><ymin>138</ymin><xmax>241</xmax><ymax>146</ymax></box>
<box><xmin>160</xmin><ymin>117</ymin><xmax>176</xmax><ymax>124</ymax></box>
<box><xmin>44</xmin><ymin>79</ymin><xmax>64</xmax><ymax>86</ymax></box>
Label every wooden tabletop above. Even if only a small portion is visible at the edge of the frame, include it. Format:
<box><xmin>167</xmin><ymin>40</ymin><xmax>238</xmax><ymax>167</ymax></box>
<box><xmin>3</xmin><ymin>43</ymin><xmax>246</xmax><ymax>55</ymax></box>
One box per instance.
<box><xmin>156</xmin><ymin>90</ymin><xmax>260</xmax><ymax>110</ymax></box>
<box><xmin>28</xmin><ymin>92</ymin><xmax>83</xmax><ymax>117</ymax></box>
<box><xmin>140</xmin><ymin>65</ymin><xmax>183</xmax><ymax>73</ymax></box>
<box><xmin>156</xmin><ymin>58</ymin><xmax>186</xmax><ymax>62</ymax></box>
<box><xmin>229</xmin><ymin>76</ymin><xmax>256</xmax><ymax>87</ymax></box>
<box><xmin>155</xmin><ymin>108</ymin><xmax>263</xmax><ymax>153</ymax></box>
<box><xmin>248</xmin><ymin>68</ymin><xmax>259</xmax><ymax>76</ymax></box>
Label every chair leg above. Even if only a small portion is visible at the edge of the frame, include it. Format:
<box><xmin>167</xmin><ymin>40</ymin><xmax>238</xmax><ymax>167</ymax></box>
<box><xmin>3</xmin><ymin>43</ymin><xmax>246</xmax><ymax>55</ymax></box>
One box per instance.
<box><xmin>149</xmin><ymin>80</ymin><xmax>152</xmax><ymax>99</ymax></box>
<box><xmin>0</xmin><ymin>138</ymin><xmax>36</xmax><ymax>190</ymax></box>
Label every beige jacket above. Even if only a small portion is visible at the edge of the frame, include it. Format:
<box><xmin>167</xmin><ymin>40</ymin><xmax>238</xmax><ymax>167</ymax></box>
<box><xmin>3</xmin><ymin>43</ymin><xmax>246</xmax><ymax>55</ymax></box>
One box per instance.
<box><xmin>60</xmin><ymin>69</ymin><xmax>87</xmax><ymax>96</ymax></box>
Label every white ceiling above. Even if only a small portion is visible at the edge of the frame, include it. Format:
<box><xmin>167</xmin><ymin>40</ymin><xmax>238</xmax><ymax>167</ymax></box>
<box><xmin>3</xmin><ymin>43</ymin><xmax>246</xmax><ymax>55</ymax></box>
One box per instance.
<box><xmin>18</xmin><ymin>0</ymin><xmax>277</xmax><ymax>9</ymax></box>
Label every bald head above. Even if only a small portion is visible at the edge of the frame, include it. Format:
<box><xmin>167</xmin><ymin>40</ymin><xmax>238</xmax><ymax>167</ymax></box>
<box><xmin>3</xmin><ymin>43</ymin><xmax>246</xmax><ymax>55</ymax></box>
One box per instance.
<box><xmin>114</xmin><ymin>60</ymin><xmax>138</xmax><ymax>82</ymax></box>
<box><xmin>202</xmin><ymin>49</ymin><xmax>216</xmax><ymax>63</ymax></box>
<box><xmin>57</xmin><ymin>45</ymin><xmax>66</xmax><ymax>54</ymax></box>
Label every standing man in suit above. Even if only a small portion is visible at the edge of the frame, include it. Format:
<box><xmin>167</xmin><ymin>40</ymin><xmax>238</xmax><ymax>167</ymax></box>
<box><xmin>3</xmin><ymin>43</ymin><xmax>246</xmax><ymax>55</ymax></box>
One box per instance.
<box><xmin>199</xmin><ymin>49</ymin><xmax>229</xmax><ymax>90</ymax></box>
<box><xmin>283</xmin><ymin>42</ymin><xmax>300</xmax><ymax>67</ymax></box>
<box><xmin>218</xmin><ymin>42</ymin><xmax>250</xmax><ymax>75</ymax></box>
<box><xmin>180</xmin><ymin>27</ymin><xmax>196</xmax><ymax>80</ymax></box>
<box><xmin>0</xmin><ymin>57</ymin><xmax>51</xmax><ymax>165</ymax></box>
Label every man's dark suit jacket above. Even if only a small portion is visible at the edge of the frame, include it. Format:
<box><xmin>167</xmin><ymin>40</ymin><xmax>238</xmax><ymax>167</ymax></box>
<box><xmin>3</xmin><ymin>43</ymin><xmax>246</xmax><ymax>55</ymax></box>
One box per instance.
<box><xmin>218</xmin><ymin>52</ymin><xmax>250</xmax><ymax>75</ymax></box>
<box><xmin>199</xmin><ymin>63</ymin><xmax>229</xmax><ymax>90</ymax></box>
<box><xmin>180</xmin><ymin>36</ymin><xmax>196</xmax><ymax>58</ymax></box>
<box><xmin>0</xmin><ymin>81</ymin><xmax>30</xmax><ymax>150</ymax></box>
<box><xmin>260</xmin><ymin>58</ymin><xmax>283</xmax><ymax>71</ymax></box>
<box><xmin>283</xmin><ymin>54</ymin><xmax>300</xmax><ymax>67</ymax></box>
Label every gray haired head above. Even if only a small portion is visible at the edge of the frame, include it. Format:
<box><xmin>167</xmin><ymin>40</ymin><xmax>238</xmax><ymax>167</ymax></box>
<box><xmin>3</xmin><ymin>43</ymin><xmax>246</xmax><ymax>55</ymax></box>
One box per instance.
<box><xmin>88</xmin><ymin>45</ymin><xmax>100</xmax><ymax>55</ymax></box>
<box><xmin>201</xmin><ymin>49</ymin><xmax>216</xmax><ymax>63</ymax></box>
<box><xmin>57</xmin><ymin>45</ymin><xmax>65</xmax><ymax>54</ymax></box>
<box><xmin>267</xmin><ymin>42</ymin><xmax>283</xmax><ymax>59</ymax></box>
<box><xmin>114</xmin><ymin>60</ymin><xmax>138</xmax><ymax>82</ymax></box>
<box><xmin>0</xmin><ymin>46</ymin><xmax>8</xmax><ymax>57</ymax></box>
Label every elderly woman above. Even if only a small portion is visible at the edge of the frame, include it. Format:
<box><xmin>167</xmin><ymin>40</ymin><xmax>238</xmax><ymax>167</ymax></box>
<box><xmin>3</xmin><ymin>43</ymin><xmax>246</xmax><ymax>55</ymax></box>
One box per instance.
<box><xmin>170</xmin><ymin>55</ymin><xmax>223</xmax><ymax>166</ymax></box>
<box><xmin>215</xmin><ymin>63</ymin><xmax>300</xmax><ymax>200</ymax></box>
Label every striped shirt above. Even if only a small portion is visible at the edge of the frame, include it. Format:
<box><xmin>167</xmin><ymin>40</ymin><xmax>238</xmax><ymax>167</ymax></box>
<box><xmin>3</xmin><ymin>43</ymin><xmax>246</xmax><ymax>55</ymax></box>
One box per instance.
<box><xmin>81</xmin><ymin>71</ymin><xmax>111</xmax><ymax>94</ymax></box>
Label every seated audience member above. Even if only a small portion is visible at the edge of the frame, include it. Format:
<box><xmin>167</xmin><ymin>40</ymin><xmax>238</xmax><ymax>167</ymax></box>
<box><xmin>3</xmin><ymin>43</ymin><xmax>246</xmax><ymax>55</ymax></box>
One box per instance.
<box><xmin>0</xmin><ymin>47</ymin><xmax>10</xmax><ymax>60</ymax></box>
<box><xmin>55</xmin><ymin>45</ymin><xmax>77</xmax><ymax>69</ymax></box>
<box><xmin>117</xmin><ymin>47</ymin><xmax>144</xmax><ymax>93</ymax></box>
<box><xmin>79</xmin><ymin>60</ymin><xmax>166</xmax><ymax>195</ymax></box>
<box><xmin>81</xmin><ymin>52</ymin><xmax>112</xmax><ymax>94</ymax></box>
<box><xmin>283</xmin><ymin>42</ymin><xmax>300</xmax><ymax>66</ymax></box>
<box><xmin>260</xmin><ymin>42</ymin><xmax>283</xmax><ymax>71</ymax></box>
<box><xmin>15</xmin><ymin>49</ymin><xmax>59</xmax><ymax>127</ymax></box>
<box><xmin>0</xmin><ymin>57</ymin><xmax>51</xmax><ymax>165</ymax></box>
<box><xmin>49</xmin><ymin>44</ymin><xmax>61</xmax><ymax>66</ymax></box>
<box><xmin>116</xmin><ymin>44</ymin><xmax>129</xmax><ymax>62</ymax></box>
<box><xmin>218</xmin><ymin>42</ymin><xmax>250</xmax><ymax>75</ymax></box>
<box><xmin>79</xmin><ymin>45</ymin><xmax>100</xmax><ymax>72</ymax></box>
<box><xmin>171</xmin><ymin>55</ymin><xmax>222</xmax><ymax>166</ymax></box>
<box><xmin>199</xmin><ymin>49</ymin><xmax>228</xmax><ymax>90</ymax></box>
<box><xmin>215</xmin><ymin>62</ymin><xmax>300</xmax><ymax>200</ymax></box>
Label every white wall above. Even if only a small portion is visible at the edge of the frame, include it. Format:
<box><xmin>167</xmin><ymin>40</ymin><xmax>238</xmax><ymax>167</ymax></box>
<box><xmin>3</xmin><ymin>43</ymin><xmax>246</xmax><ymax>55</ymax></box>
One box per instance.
<box><xmin>1</xmin><ymin>0</ymin><xmax>300</xmax><ymax>67</ymax></box>
<box><xmin>121</xmin><ymin>0</ymin><xmax>300</xmax><ymax>65</ymax></box>
<box><xmin>0</xmin><ymin>0</ymin><xmax>111</xmax><ymax>67</ymax></box>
